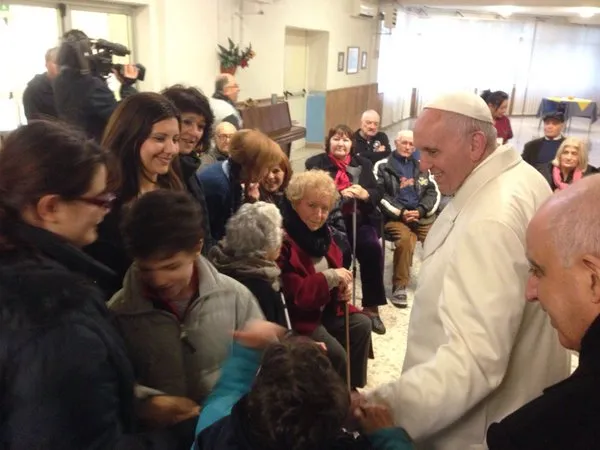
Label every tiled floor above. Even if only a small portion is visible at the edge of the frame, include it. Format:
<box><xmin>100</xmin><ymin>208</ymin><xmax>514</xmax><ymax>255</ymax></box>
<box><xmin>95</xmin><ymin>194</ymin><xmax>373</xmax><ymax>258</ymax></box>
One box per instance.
<box><xmin>289</xmin><ymin>116</ymin><xmax>585</xmax><ymax>389</ymax></box>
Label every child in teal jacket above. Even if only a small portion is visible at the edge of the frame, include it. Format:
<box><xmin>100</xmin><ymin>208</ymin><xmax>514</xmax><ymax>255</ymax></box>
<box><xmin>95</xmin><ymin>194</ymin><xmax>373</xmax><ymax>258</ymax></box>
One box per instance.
<box><xmin>193</xmin><ymin>321</ymin><xmax>413</xmax><ymax>450</ymax></box>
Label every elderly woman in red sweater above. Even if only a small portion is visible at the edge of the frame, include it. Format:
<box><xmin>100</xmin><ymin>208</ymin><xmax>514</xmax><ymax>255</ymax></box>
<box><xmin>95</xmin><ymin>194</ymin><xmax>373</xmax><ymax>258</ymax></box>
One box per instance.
<box><xmin>278</xmin><ymin>170</ymin><xmax>372</xmax><ymax>389</ymax></box>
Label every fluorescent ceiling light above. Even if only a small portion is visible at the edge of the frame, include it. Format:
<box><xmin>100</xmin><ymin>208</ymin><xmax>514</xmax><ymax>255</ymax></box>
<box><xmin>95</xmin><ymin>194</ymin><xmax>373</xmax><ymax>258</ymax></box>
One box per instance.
<box><xmin>494</xmin><ymin>5</ymin><xmax>519</xmax><ymax>18</ymax></box>
<box><xmin>578</xmin><ymin>7</ymin><xmax>598</xmax><ymax>18</ymax></box>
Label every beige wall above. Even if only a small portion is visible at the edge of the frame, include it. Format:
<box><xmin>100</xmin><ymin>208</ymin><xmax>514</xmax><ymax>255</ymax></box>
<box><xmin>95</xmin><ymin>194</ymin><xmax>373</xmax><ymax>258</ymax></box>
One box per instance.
<box><xmin>89</xmin><ymin>0</ymin><xmax>379</xmax><ymax>100</ymax></box>
<box><xmin>218</xmin><ymin>0</ymin><xmax>379</xmax><ymax>99</ymax></box>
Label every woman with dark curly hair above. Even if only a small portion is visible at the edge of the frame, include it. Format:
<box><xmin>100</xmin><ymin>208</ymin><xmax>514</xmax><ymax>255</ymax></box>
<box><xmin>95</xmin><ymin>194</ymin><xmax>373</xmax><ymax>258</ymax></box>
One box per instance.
<box><xmin>161</xmin><ymin>84</ymin><xmax>214</xmax><ymax>184</ymax></box>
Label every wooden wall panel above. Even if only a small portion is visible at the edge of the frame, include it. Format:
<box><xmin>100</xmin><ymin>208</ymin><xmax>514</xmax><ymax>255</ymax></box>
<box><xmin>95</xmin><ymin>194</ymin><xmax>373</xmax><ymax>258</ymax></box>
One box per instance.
<box><xmin>325</xmin><ymin>83</ymin><xmax>383</xmax><ymax>136</ymax></box>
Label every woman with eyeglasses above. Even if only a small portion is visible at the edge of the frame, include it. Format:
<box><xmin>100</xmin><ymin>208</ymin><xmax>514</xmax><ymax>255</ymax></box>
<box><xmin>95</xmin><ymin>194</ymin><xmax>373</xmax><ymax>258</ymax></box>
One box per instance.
<box><xmin>84</xmin><ymin>92</ymin><xmax>190</xmax><ymax>294</ymax></box>
<box><xmin>0</xmin><ymin>121</ymin><xmax>195</xmax><ymax>450</ymax></box>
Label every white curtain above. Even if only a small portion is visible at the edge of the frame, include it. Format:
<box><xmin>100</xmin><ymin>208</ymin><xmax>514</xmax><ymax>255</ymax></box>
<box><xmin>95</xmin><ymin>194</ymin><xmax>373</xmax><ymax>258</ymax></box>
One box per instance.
<box><xmin>378</xmin><ymin>12</ymin><xmax>600</xmax><ymax>124</ymax></box>
<box><xmin>518</xmin><ymin>22</ymin><xmax>600</xmax><ymax>115</ymax></box>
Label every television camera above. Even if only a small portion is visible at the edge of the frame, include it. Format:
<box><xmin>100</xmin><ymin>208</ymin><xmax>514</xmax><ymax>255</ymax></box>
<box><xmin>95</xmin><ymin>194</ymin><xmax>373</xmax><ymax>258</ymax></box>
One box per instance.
<box><xmin>89</xmin><ymin>38</ymin><xmax>146</xmax><ymax>82</ymax></box>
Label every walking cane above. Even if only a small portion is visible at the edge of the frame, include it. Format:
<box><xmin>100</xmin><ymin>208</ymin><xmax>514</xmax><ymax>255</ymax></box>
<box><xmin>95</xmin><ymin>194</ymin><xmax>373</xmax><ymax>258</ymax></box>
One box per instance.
<box><xmin>345</xmin><ymin>198</ymin><xmax>358</xmax><ymax>390</ymax></box>
<box><xmin>279</xmin><ymin>292</ymin><xmax>292</xmax><ymax>331</ymax></box>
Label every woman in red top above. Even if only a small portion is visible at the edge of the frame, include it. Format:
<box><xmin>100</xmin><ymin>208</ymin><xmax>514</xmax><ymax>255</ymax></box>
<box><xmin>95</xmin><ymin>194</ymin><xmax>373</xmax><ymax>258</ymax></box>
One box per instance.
<box><xmin>482</xmin><ymin>90</ymin><xmax>513</xmax><ymax>144</ymax></box>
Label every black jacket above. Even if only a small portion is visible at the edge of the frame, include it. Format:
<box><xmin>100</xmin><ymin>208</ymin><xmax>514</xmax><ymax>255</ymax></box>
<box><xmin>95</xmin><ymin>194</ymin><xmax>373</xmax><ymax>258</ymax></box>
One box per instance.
<box><xmin>22</xmin><ymin>73</ymin><xmax>57</xmax><ymax>121</ymax></box>
<box><xmin>353</xmin><ymin>130</ymin><xmax>391</xmax><ymax>164</ymax></box>
<box><xmin>487</xmin><ymin>314</ymin><xmax>600</xmax><ymax>450</ymax></box>
<box><xmin>84</xmin><ymin>205</ymin><xmax>130</xmax><ymax>296</ymax></box>
<box><xmin>0</xmin><ymin>225</ymin><xmax>187</xmax><ymax>450</ymax></box>
<box><xmin>305</xmin><ymin>152</ymin><xmax>383</xmax><ymax>220</ymax></box>
<box><xmin>177</xmin><ymin>153</ymin><xmax>202</xmax><ymax>187</ymax></box>
<box><xmin>185</xmin><ymin>171</ymin><xmax>215</xmax><ymax>255</ymax></box>
<box><xmin>53</xmin><ymin>68</ymin><xmax>137</xmax><ymax>141</ymax></box>
<box><xmin>175</xmin><ymin>153</ymin><xmax>214</xmax><ymax>254</ymax></box>
<box><xmin>236</xmin><ymin>278</ymin><xmax>288</xmax><ymax>328</ymax></box>
<box><xmin>521</xmin><ymin>136</ymin><xmax>566</xmax><ymax>167</ymax></box>
<box><xmin>374</xmin><ymin>155</ymin><xmax>440</xmax><ymax>223</ymax></box>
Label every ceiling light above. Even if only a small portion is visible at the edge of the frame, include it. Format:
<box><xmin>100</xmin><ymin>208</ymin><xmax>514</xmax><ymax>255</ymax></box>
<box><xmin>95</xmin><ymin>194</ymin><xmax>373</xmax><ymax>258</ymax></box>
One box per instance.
<box><xmin>494</xmin><ymin>5</ymin><xmax>518</xmax><ymax>18</ymax></box>
<box><xmin>578</xmin><ymin>7</ymin><xmax>598</xmax><ymax>18</ymax></box>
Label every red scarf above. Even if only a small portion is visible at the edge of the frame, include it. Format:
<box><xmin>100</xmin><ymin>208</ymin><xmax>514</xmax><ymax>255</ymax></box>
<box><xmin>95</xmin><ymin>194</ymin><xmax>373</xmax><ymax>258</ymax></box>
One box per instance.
<box><xmin>552</xmin><ymin>166</ymin><xmax>583</xmax><ymax>191</ymax></box>
<box><xmin>328</xmin><ymin>153</ymin><xmax>352</xmax><ymax>191</ymax></box>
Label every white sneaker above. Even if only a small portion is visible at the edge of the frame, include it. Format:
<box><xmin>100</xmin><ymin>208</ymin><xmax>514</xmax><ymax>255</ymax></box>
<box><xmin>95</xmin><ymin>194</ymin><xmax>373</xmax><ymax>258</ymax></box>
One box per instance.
<box><xmin>391</xmin><ymin>287</ymin><xmax>408</xmax><ymax>308</ymax></box>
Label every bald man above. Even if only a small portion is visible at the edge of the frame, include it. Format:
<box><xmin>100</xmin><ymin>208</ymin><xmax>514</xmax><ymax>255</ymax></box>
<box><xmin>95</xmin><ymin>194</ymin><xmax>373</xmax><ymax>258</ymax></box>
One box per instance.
<box><xmin>354</xmin><ymin>110</ymin><xmax>391</xmax><ymax>164</ymax></box>
<box><xmin>23</xmin><ymin>47</ymin><xmax>59</xmax><ymax>121</ymax></box>
<box><xmin>210</xmin><ymin>74</ymin><xmax>243</xmax><ymax>129</ymax></box>
<box><xmin>200</xmin><ymin>122</ymin><xmax>236</xmax><ymax>169</ymax></box>
<box><xmin>365</xmin><ymin>92</ymin><xmax>570</xmax><ymax>449</ymax></box>
<box><xmin>485</xmin><ymin>174</ymin><xmax>600</xmax><ymax>449</ymax></box>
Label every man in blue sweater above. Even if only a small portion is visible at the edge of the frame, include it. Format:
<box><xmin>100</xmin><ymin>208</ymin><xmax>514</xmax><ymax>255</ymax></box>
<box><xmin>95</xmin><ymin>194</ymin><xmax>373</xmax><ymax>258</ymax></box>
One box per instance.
<box><xmin>522</xmin><ymin>112</ymin><xmax>566</xmax><ymax>167</ymax></box>
<box><xmin>194</xmin><ymin>320</ymin><xmax>413</xmax><ymax>450</ymax></box>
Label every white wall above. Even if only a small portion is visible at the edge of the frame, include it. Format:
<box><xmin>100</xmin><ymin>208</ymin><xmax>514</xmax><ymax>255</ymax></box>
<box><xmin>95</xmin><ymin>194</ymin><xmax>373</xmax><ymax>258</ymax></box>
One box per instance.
<box><xmin>93</xmin><ymin>0</ymin><xmax>378</xmax><ymax>99</ymax></box>
<box><xmin>218</xmin><ymin>0</ymin><xmax>379</xmax><ymax>100</ymax></box>
<box><xmin>97</xmin><ymin>0</ymin><xmax>219</xmax><ymax>94</ymax></box>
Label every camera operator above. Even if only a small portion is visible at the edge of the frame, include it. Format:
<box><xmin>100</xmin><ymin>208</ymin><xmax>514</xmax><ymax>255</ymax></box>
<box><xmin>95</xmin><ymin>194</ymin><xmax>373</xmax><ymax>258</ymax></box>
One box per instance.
<box><xmin>53</xmin><ymin>29</ymin><xmax>139</xmax><ymax>141</ymax></box>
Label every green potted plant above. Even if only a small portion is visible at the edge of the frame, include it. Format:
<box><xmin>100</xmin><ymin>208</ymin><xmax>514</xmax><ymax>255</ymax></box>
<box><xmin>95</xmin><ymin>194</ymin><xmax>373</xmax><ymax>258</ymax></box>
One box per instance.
<box><xmin>218</xmin><ymin>38</ymin><xmax>256</xmax><ymax>75</ymax></box>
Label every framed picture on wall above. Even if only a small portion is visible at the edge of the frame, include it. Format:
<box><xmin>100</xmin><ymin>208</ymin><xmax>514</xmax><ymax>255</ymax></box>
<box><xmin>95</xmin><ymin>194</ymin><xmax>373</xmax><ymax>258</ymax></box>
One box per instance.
<box><xmin>337</xmin><ymin>52</ymin><xmax>345</xmax><ymax>72</ymax></box>
<box><xmin>361</xmin><ymin>51</ymin><xmax>368</xmax><ymax>69</ymax></box>
<box><xmin>346</xmin><ymin>47</ymin><xmax>359</xmax><ymax>74</ymax></box>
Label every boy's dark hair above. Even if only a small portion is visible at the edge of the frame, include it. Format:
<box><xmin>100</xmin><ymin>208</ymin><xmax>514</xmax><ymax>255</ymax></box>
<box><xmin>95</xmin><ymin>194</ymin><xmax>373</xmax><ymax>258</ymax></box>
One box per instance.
<box><xmin>246</xmin><ymin>339</ymin><xmax>351</xmax><ymax>450</ymax></box>
<box><xmin>121</xmin><ymin>190</ymin><xmax>204</xmax><ymax>260</ymax></box>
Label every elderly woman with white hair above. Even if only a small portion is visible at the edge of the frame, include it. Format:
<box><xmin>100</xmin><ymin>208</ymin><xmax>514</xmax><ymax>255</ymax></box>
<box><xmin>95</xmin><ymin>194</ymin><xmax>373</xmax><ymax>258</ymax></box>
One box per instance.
<box><xmin>537</xmin><ymin>137</ymin><xmax>597</xmax><ymax>192</ymax></box>
<box><xmin>278</xmin><ymin>169</ymin><xmax>372</xmax><ymax>389</ymax></box>
<box><xmin>209</xmin><ymin>202</ymin><xmax>289</xmax><ymax>327</ymax></box>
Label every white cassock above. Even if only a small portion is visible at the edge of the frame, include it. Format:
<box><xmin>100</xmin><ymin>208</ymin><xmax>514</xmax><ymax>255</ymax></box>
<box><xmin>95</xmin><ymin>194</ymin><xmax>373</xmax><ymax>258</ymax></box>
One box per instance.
<box><xmin>368</xmin><ymin>145</ymin><xmax>571</xmax><ymax>450</ymax></box>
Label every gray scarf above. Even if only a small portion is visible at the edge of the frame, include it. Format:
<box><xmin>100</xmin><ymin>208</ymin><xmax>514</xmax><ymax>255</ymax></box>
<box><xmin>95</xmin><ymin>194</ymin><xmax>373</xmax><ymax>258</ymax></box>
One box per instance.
<box><xmin>208</xmin><ymin>244</ymin><xmax>281</xmax><ymax>290</ymax></box>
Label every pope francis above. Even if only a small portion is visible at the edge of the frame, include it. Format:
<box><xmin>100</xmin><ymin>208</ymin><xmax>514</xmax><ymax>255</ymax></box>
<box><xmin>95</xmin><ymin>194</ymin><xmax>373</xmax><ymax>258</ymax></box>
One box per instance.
<box><xmin>367</xmin><ymin>92</ymin><xmax>571</xmax><ymax>450</ymax></box>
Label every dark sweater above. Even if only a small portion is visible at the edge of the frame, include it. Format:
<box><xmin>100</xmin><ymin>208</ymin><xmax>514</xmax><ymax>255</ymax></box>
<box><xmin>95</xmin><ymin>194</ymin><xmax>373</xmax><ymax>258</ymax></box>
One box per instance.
<box><xmin>22</xmin><ymin>73</ymin><xmax>57</xmax><ymax>121</ymax></box>
<box><xmin>353</xmin><ymin>130</ymin><xmax>391</xmax><ymax>164</ymax></box>
<box><xmin>522</xmin><ymin>136</ymin><xmax>566</xmax><ymax>167</ymax></box>
<box><xmin>487</xmin><ymin>314</ymin><xmax>600</xmax><ymax>450</ymax></box>
<box><xmin>537</xmin><ymin>140</ymin><xmax>562</xmax><ymax>166</ymax></box>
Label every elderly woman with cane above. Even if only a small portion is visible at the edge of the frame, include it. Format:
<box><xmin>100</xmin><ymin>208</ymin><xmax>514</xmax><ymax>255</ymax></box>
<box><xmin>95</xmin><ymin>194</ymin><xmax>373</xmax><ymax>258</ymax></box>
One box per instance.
<box><xmin>305</xmin><ymin>125</ymin><xmax>387</xmax><ymax>335</ymax></box>
<box><xmin>278</xmin><ymin>170</ymin><xmax>372</xmax><ymax>389</ymax></box>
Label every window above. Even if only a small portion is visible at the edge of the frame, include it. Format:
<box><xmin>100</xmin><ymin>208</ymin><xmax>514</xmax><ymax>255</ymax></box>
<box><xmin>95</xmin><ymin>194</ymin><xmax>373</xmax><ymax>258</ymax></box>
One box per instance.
<box><xmin>0</xmin><ymin>4</ymin><xmax>60</xmax><ymax>130</ymax></box>
<box><xmin>0</xmin><ymin>2</ymin><xmax>134</xmax><ymax>132</ymax></box>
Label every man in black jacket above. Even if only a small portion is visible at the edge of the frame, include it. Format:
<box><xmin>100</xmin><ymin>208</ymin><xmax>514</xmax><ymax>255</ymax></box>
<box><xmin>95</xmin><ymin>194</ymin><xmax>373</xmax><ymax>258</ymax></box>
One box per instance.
<box><xmin>374</xmin><ymin>130</ymin><xmax>440</xmax><ymax>308</ymax></box>
<box><xmin>53</xmin><ymin>29</ymin><xmax>138</xmax><ymax>141</ymax></box>
<box><xmin>354</xmin><ymin>110</ymin><xmax>391</xmax><ymax>165</ymax></box>
<box><xmin>486</xmin><ymin>175</ymin><xmax>600</xmax><ymax>450</ymax></box>
<box><xmin>22</xmin><ymin>47</ymin><xmax>59</xmax><ymax>121</ymax></box>
<box><xmin>521</xmin><ymin>112</ymin><xmax>566</xmax><ymax>167</ymax></box>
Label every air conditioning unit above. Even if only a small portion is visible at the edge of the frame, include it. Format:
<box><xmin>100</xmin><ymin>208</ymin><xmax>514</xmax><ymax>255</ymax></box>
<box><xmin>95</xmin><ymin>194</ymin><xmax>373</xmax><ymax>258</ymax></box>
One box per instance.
<box><xmin>381</xmin><ymin>4</ymin><xmax>398</xmax><ymax>28</ymax></box>
<box><xmin>351</xmin><ymin>0</ymin><xmax>378</xmax><ymax>18</ymax></box>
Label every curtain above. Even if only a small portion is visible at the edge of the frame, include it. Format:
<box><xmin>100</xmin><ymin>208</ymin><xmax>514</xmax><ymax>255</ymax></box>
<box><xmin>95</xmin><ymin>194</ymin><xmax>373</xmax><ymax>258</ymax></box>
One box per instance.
<box><xmin>378</xmin><ymin>11</ymin><xmax>600</xmax><ymax>124</ymax></box>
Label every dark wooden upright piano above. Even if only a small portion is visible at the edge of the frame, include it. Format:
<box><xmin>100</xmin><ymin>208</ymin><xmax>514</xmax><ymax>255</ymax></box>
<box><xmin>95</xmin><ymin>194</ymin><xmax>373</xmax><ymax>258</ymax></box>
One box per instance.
<box><xmin>238</xmin><ymin>101</ymin><xmax>306</xmax><ymax>157</ymax></box>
